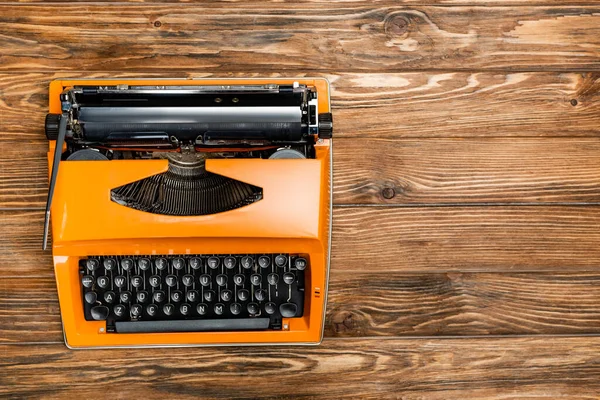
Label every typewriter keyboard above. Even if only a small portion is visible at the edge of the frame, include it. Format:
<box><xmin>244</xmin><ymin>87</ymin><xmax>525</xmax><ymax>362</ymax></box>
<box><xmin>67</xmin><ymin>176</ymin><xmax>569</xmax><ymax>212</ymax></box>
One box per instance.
<box><xmin>80</xmin><ymin>254</ymin><xmax>307</xmax><ymax>333</ymax></box>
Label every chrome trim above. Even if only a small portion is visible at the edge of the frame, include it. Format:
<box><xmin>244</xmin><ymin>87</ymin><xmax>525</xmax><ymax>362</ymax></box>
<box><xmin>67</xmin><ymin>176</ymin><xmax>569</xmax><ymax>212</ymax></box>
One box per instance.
<box><xmin>84</xmin><ymin>84</ymin><xmax>286</xmax><ymax>94</ymax></box>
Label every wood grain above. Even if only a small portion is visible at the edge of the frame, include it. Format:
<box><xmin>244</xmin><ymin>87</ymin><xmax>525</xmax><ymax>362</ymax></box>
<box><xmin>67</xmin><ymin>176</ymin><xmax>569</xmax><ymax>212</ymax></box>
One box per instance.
<box><xmin>4</xmin><ymin>273</ymin><xmax>600</xmax><ymax>343</ymax></box>
<box><xmin>332</xmin><ymin>206</ymin><xmax>600</xmax><ymax>272</ymax></box>
<box><xmin>3</xmin><ymin>207</ymin><xmax>600</xmax><ymax>277</ymax></box>
<box><xmin>2</xmin><ymin>337</ymin><xmax>600</xmax><ymax>398</ymax></box>
<box><xmin>326</xmin><ymin>272</ymin><xmax>600</xmax><ymax>337</ymax></box>
<box><xmin>0</xmin><ymin>6</ymin><xmax>600</xmax><ymax>72</ymax></box>
<box><xmin>0</xmin><ymin>277</ymin><xmax>61</xmax><ymax>343</ymax></box>
<box><xmin>6</xmin><ymin>137</ymin><xmax>600</xmax><ymax>208</ymax></box>
<box><xmin>7</xmin><ymin>0</ymin><xmax>600</xmax><ymax>5</ymax></box>
<box><xmin>334</xmin><ymin>138</ymin><xmax>600</xmax><ymax>205</ymax></box>
<box><xmin>2</xmin><ymin>72</ymin><xmax>598</xmax><ymax>143</ymax></box>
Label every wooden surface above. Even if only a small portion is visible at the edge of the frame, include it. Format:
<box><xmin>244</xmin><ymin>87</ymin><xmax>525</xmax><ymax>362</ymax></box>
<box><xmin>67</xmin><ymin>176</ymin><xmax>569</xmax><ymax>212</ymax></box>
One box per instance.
<box><xmin>1</xmin><ymin>0</ymin><xmax>600</xmax><ymax>398</ymax></box>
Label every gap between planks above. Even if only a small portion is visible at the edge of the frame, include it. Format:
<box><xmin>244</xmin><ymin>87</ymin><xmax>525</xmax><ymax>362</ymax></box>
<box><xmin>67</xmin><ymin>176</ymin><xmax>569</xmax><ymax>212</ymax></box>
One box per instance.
<box><xmin>5</xmin><ymin>333</ymin><xmax>600</xmax><ymax>347</ymax></box>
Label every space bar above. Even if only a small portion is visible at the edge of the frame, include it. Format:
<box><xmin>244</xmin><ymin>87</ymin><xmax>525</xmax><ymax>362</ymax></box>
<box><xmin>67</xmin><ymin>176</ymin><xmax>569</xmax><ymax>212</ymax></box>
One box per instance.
<box><xmin>115</xmin><ymin>318</ymin><xmax>270</xmax><ymax>333</ymax></box>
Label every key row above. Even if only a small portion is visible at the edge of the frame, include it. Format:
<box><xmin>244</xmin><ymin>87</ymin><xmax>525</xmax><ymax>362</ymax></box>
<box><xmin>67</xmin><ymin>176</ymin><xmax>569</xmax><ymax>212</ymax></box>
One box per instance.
<box><xmin>82</xmin><ymin>271</ymin><xmax>298</xmax><ymax>290</ymax></box>
<box><xmin>85</xmin><ymin>255</ymin><xmax>307</xmax><ymax>272</ymax></box>
<box><xmin>85</xmin><ymin>287</ymin><xmax>277</xmax><ymax>305</ymax></box>
<box><xmin>90</xmin><ymin>300</ymin><xmax>298</xmax><ymax>321</ymax></box>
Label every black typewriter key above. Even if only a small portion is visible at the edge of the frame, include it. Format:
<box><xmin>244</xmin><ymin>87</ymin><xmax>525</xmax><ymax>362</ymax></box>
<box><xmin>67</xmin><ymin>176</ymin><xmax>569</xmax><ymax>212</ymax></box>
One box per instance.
<box><xmin>182</xmin><ymin>274</ymin><xmax>194</xmax><ymax>287</ymax></box>
<box><xmin>267</xmin><ymin>273</ymin><xmax>279</xmax><ymax>285</ymax></box>
<box><xmin>114</xmin><ymin>275</ymin><xmax>126</xmax><ymax>289</ymax></box>
<box><xmin>153</xmin><ymin>290</ymin><xmax>166</xmax><ymax>303</ymax></box>
<box><xmin>233</xmin><ymin>274</ymin><xmax>245</xmax><ymax>286</ymax></box>
<box><xmin>216</xmin><ymin>274</ymin><xmax>227</xmax><ymax>286</ymax></box>
<box><xmin>280</xmin><ymin>302</ymin><xmax>298</xmax><ymax>318</ymax></box>
<box><xmin>130</xmin><ymin>304</ymin><xmax>142</xmax><ymax>318</ymax></box>
<box><xmin>283</xmin><ymin>272</ymin><xmax>295</xmax><ymax>285</ymax></box>
<box><xmin>121</xmin><ymin>258</ymin><xmax>133</xmax><ymax>271</ymax></box>
<box><xmin>86</xmin><ymin>259</ymin><xmax>100</xmax><ymax>272</ymax></box>
<box><xmin>258</xmin><ymin>256</ymin><xmax>270</xmax><ymax>269</ymax></box>
<box><xmin>247</xmin><ymin>302</ymin><xmax>259</xmax><ymax>315</ymax></box>
<box><xmin>294</xmin><ymin>257</ymin><xmax>307</xmax><ymax>270</ymax></box>
<box><xmin>241</xmin><ymin>256</ymin><xmax>254</xmax><ymax>269</ymax></box>
<box><xmin>214</xmin><ymin>303</ymin><xmax>225</xmax><ymax>315</ymax></box>
<box><xmin>204</xmin><ymin>290</ymin><xmax>216</xmax><ymax>302</ymax></box>
<box><xmin>163</xmin><ymin>303</ymin><xmax>175</xmax><ymax>316</ymax></box>
<box><xmin>91</xmin><ymin>306</ymin><xmax>109</xmax><ymax>321</ymax></box>
<box><xmin>85</xmin><ymin>291</ymin><xmax>97</xmax><ymax>305</ymax></box>
<box><xmin>155</xmin><ymin>258</ymin><xmax>168</xmax><ymax>271</ymax></box>
<box><xmin>104</xmin><ymin>291</ymin><xmax>116</xmax><ymax>304</ymax></box>
<box><xmin>221</xmin><ymin>289</ymin><xmax>233</xmax><ymax>302</ymax></box>
<box><xmin>197</xmin><ymin>303</ymin><xmax>208</xmax><ymax>315</ymax></box>
<box><xmin>172</xmin><ymin>258</ymin><xmax>185</xmax><ymax>270</ymax></box>
<box><xmin>224</xmin><ymin>256</ymin><xmax>236</xmax><ymax>269</ymax></box>
<box><xmin>186</xmin><ymin>290</ymin><xmax>199</xmax><ymax>302</ymax></box>
<box><xmin>275</xmin><ymin>255</ymin><xmax>287</xmax><ymax>267</ymax></box>
<box><xmin>138</xmin><ymin>258</ymin><xmax>151</xmax><ymax>271</ymax></box>
<box><xmin>113</xmin><ymin>304</ymin><xmax>126</xmax><ymax>318</ymax></box>
<box><xmin>250</xmin><ymin>274</ymin><xmax>262</xmax><ymax>286</ymax></box>
<box><xmin>136</xmin><ymin>291</ymin><xmax>149</xmax><ymax>303</ymax></box>
<box><xmin>230</xmin><ymin>303</ymin><xmax>242</xmax><ymax>315</ymax></box>
<box><xmin>190</xmin><ymin>257</ymin><xmax>202</xmax><ymax>270</ymax></box>
<box><xmin>180</xmin><ymin>303</ymin><xmax>191</xmax><ymax>316</ymax></box>
<box><xmin>199</xmin><ymin>274</ymin><xmax>211</xmax><ymax>287</ymax></box>
<box><xmin>97</xmin><ymin>276</ymin><xmax>109</xmax><ymax>289</ymax></box>
<box><xmin>255</xmin><ymin>289</ymin><xmax>267</xmax><ymax>302</ymax></box>
<box><xmin>207</xmin><ymin>257</ymin><xmax>220</xmax><ymax>269</ymax></box>
<box><xmin>238</xmin><ymin>289</ymin><xmax>250</xmax><ymax>301</ymax></box>
<box><xmin>82</xmin><ymin>275</ymin><xmax>94</xmax><ymax>288</ymax></box>
<box><xmin>264</xmin><ymin>302</ymin><xmax>276</xmax><ymax>315</ymax></box>
<box><xmin>120</xmin><ymin>291</ymin><xmax>132</xmax><ymax>303</ymax></box>
<box><xmin>171</xmin><ymin>290</ymin><xmax>183</xmax><ymax>303</ymax></box>
<box><xmin>165</xmin><ymin>275</ymin><xmax>177</xmax><ymax>287</ymax></box>
<box><xmin>131</xmin><ymin>275</ymin><xmax>143</xmax><ymax>288</ymax></box>
<box><xmin>103</xmin><ymin>258</ymin><xmax>116</xmax><ymax>271</ymax></box>
<box><xmin>147</xmin><ymin>304</ymin><xmax>158</xmax><ymax>317</ymax></box>
<box><xmin>149</xmin><ymin>275</ymin><xmax>161</xmax><ymax>288</ymax></box>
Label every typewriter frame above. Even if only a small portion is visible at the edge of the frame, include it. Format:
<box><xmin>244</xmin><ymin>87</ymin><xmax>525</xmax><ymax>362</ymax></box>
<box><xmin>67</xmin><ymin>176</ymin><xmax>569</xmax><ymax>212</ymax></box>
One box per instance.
<box><xmin>47</xmin><ymin>78</ymin><xmax>332</xmax><ymax>348</ymax></box>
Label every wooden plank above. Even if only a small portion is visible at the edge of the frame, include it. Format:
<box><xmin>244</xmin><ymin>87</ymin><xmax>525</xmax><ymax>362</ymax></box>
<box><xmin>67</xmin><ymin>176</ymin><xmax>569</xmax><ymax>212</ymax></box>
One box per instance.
<box><xmin>334</xmin><ymin>137</ymin><xmax>600</xmax><ymax>205</ymax></box>
<box><xmin>2</xmin><ymin>72</ymin><xmax>598</xmax><ymax>142</ymax></box>
<box><xmin>4</xmin><ymin>272</ymin><xmax>600</xmax><ymax>343</ymax></box>
<box><xmin>2</xmin><ymin>337</ymin><xmax>600</xmax><ymax>398</ymax></box>
<box><xmin>332</xmin><ymin>206</ymin><xmax>600</xmax><ymax>272</ymax></box>
<box><xmin>326</xmin><ymin>272</ymin><xmax>600</xmax><ymax>337</ymax></box>
<box><xmin>7</xmin><ymin>137</ymin><xmax>600</xmax><ymax>209</ymax></box>
<box><xmin>332</xmin><ymin>72</ymin><xmax>600</xmax><ymax>138</ymax></box>
<box><xmin>6</xmin><ymin>0</ymin><xmax>600</xmax><ymax>5</ymax></box>
<box><xmin>3</xmin><ymin>206</ymin><xmax>600</xmax><ymax>277</ymax></box>
<box><xmin>0</xmin><ymin>6</ymin><xmax>599</xmax><ymax>72</ymax></box>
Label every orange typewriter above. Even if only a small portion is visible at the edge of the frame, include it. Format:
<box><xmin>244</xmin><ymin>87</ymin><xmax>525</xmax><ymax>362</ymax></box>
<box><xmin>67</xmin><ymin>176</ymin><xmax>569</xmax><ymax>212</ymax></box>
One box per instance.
<box><xmin>43</xmin><ymin>78</ymin><xmax>332</xmax><ymax>348</ymax></box>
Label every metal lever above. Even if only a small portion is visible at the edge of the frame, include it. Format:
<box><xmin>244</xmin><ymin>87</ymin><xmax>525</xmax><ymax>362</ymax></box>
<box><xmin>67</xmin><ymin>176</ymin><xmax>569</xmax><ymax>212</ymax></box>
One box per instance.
<box><xmin>43</xmin><ymin>113</ymin><xmax>68</xmax><ymax>250</ymax></box>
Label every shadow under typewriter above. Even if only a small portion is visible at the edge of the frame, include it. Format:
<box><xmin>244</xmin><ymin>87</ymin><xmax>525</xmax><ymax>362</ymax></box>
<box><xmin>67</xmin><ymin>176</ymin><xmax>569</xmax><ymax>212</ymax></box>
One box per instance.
<box><xmin>111</xmin><ymin>153</ymin><xmax>263</xmax><ymax>216</ymax></box>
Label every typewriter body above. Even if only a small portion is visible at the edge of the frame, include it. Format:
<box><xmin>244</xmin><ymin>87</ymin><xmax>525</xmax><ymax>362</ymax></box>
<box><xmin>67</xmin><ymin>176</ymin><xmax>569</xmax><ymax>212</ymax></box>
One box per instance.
<box><xmin>44</xmin><ymin>78</ymin><xmax>332</xmax><ymax>348</ymax></box>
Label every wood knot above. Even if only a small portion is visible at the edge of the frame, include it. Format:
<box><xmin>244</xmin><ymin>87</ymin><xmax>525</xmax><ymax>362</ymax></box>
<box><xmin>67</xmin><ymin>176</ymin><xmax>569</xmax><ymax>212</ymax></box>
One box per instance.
<box><xmin>153</xmin><ymin>20</ymin><xmax>162</xmax><ymax>28</ymax></box>
<box><xmin>385</xmin><ymin>15</ymin><xmax>410</xmax><ymax>37</ymax></box>
<box><xmin>331</xmin><ymin>311</ymin><xmax>357</xmax><ymax>334</ymax></box>
<box><xmin>381</xmin><ymin>187</ymin><xmax>396</xmax><ymax>200</ymax></box>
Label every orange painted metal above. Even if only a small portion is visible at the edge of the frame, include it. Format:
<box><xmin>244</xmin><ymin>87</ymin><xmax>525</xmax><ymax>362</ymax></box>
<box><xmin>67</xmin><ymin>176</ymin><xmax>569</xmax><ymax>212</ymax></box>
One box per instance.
<box><xmin>47</xmin><ymin>78</ymin><xmax>331</xmax><ymax>348</ymax></box>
